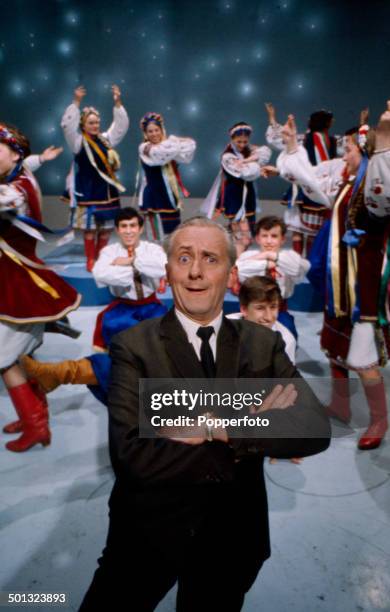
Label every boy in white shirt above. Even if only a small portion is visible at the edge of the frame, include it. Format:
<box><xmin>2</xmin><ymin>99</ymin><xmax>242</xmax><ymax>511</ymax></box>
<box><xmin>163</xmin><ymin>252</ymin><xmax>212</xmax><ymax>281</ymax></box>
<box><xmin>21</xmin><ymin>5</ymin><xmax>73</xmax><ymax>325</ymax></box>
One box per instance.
<box><xmin>92</xmin><ymin>207</ymin><xmax>167</xmax><ymax>350</ymax></box>
<box><xmin>228</xmin><ymin>276</ymin><xmax>296</xmax><ymax>364</ymax></box>
<box><xmin>236</xmin><ymin>215</ymin><xmax>310</xmax><ymax>339</ymax></box>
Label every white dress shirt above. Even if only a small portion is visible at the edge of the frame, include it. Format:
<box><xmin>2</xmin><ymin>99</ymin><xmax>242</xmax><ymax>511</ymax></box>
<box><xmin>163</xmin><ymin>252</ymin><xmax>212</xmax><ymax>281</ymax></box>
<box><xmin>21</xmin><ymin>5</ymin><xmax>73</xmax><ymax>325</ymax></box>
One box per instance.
<box><xmin>175</xmin><ymin>309</ymin><xmax>223</xmax><ymax>360</ymax></box>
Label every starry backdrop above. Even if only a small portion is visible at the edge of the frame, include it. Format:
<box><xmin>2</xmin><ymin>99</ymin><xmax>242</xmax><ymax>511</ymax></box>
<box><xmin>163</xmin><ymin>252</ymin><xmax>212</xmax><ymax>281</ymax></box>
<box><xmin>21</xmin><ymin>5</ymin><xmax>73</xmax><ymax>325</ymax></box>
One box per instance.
<box><xmin>1</xmin><ymin>0</ymin><xmax>389</xmax><ymax>199</ymax></box>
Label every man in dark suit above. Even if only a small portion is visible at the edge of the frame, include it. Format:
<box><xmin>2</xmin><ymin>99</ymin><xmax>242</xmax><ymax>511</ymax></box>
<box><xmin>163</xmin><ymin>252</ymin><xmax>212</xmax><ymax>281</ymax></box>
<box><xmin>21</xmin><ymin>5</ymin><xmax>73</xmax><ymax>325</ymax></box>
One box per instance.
<box><xmin>79</xmin><ymin>217</ymin><xmax>330</xmax><ymax>612</ymax></box>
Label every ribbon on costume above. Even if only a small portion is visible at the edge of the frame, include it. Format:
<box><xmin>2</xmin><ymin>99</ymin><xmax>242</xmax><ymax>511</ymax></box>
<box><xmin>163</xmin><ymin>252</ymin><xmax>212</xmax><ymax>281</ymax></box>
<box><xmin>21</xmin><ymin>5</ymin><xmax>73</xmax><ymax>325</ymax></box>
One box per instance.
<box><xmin>326</xmin><ymin>183</ymin><xmax>352</xmax><ymax>318</ymax></box>
<box><xmin>1</xmin><ymin>248</ymin><xmax>60</xmax><ymax>299</ymax></box>
<box><xmin>82</xmin><ymin>134</ymin><xmax>125</xmax><ymax>193</ymax></box>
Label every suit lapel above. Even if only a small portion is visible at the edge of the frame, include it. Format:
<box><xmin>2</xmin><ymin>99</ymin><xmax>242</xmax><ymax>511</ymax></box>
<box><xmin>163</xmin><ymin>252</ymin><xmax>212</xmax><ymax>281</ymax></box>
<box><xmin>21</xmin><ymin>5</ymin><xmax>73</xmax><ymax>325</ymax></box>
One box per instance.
<box><xmin>160</xmin><ymin>309</ymin><xmax>205</xmax><ymax>378</ymax></box>
<box><xmin>216</xmin><ymin>317</ymin><xmax>240</xmax><ymax>378</ymax></box>
<box><xmin>160</xmin><ymin>310</ymin><xmax>241</xmax><ymax>379</ymax></box>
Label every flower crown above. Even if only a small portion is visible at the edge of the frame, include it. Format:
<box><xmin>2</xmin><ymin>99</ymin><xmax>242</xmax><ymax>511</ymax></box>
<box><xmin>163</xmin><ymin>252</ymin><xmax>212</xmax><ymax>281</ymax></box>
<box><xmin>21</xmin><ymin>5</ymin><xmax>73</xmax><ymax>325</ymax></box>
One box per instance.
<box><xmin>0</xmin><ymin>124</ymin><xmax>26</xmax><ymax>158</ymax></box>
<box><xmin>229</xmin><ymin>123</ymin><xmax>253</xmax><ymax>138</ymax></box>
<box><xmin>140</xmin><ymin>112</ymin><xmax>164</xmax><ymax>132</ymax></box>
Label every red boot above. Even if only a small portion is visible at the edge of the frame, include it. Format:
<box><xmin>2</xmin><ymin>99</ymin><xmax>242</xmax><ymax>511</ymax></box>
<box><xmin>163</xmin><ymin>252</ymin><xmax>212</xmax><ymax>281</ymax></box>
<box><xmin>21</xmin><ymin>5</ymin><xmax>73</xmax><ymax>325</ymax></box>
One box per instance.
<box><xmin>326</xmin><ymin>364</ymin><xmax>351</xmax><ymax>424</ymax></box>
<box><xmin>96</xmin><ymin>231</ymin><xmax>111</xmax><ymax>259</ymax></box>
<box><xmin>358</xmin><ymin>378</ymin><xmax>388</xmax><ymax>450</ymax></box>
<box><xmin>5</xmin><ymin>382</ymin><xmax>51</xmax><ymax>452</ymax></box>
<box><xmin>3</xmin><ymin>380</ymin><xmax>47</xmax><ymax>434</ymax></box>
<box><xmin>84</xmin><ymin>234</ymin><xmax>96</xmax><ymax>273</ymax></box>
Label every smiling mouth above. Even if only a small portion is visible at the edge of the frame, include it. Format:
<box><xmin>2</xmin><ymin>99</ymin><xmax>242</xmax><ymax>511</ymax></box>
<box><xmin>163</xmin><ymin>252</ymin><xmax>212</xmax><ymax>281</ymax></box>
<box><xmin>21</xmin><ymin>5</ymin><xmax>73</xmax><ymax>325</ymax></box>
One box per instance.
<box><xmin>186</xmin><ymin>287</ymin><xmax>207</xmax><ymax>292</ymax></box>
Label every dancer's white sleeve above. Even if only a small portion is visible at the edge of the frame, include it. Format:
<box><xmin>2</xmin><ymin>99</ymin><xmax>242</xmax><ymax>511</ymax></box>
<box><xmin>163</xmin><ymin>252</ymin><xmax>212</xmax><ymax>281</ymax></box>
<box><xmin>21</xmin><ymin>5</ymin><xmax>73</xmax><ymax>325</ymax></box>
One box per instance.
<box><xmin>277</xmin><ymin>145</ymin><xmax>345</xmax><ymax>208</ymax></box>
<box><xmin>103</xmin><ymin>105</ymin><xmax>130</xmax><ymax>148</ymax></box>
<box><xmin>221</xmin><ymin>154</ymin><xmax>261</xmax><ymax>181</ymax></box>
<box><xmin>365</xmin><ymin>150</ymin><xmax>390</xmax><ymax>218</ymax></box>
<box><xmin>61</xmin><ymin>104</ymin><xmax>83</xmax><ymax>154</ymax></box>
<box><xmin>134</xmin><ymin>243</ymin><xmax>167</xmax><ymax>278</ymax></box>
<box><xmin>236</xmin><ymin>251</ymin><xmax>268</xmax><ymax>281</ymax></box>
<box><xmin>23</xmin><ymin>155</ymin><xmax>42</xmax><ymax>173</ymax></box>
<box><xmin>278</xmin><ymin>250</ymin><xmax>311</xmax><ymax>281</ymax></box>
<box><xmin>139</xmin><ymin>136</ymin><xmax>196</xmax><ymax>166</ymax></box>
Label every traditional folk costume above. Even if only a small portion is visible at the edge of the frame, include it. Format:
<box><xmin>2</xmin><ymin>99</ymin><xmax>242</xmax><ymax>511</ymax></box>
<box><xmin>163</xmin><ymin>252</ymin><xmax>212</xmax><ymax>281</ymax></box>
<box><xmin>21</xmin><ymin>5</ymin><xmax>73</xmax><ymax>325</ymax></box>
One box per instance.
<box><xmin>266</xmin><ymin>114</ymin><xmax>342</xmax><ymax>254</ymax></box>
<box><xmin>21</xmin><ymin>239</ymin><xmax>169</xmax><ymax>406</ymax></box>
<box><xmin>202</xmin><ymin>124</ymin><xmax>271</xmax><ymax>235</ymax></box>
<box><xmin>138</xmin><ymin>113</ymin><xmax>196</xmax><ymax>240</ymax></box>
<box><xmin>277</xmin><ymin>129</ymin><xmax>390</xmax><ymax>448</ymax></box>
<box><xmin>236</xmin><ymin>249</ymin><xmax>310</xmax><ymax>339</ymax></box>
<box><xmin>0</xmin><ymin>124</ymin><xmax>81</xmax><ymax>451</ymax></box>
<box><xmin>92</xmin><ymin>240</ymin><xmax>168</xmax><ymax>351</ymax></box>
<box><xmin>61</xmin><ymin>102</ymin><xmax>129</xmax><ymax>268</ymax></box>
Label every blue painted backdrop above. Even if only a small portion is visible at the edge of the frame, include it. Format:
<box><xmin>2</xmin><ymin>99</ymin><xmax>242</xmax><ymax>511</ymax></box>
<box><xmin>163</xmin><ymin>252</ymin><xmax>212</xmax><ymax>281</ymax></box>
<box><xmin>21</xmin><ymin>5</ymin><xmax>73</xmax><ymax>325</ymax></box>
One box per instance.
<box><xmin>1</xmin><ymin>0</ymin><xmax>388</xmax><ymax>197</ymax></box>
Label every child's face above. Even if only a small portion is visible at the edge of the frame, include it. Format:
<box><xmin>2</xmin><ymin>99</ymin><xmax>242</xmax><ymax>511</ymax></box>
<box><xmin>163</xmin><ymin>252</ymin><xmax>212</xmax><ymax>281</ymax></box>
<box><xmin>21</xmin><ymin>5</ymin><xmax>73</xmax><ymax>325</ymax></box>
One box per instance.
<box><xmin>255</xmin><ymin>226</ymin><xmax>285</xmax><ymax>252</ymax></box>
<box><xmin>241</xmin><ymin>300</ymin><xmax>279</xmax><ymax>328</ymax></box>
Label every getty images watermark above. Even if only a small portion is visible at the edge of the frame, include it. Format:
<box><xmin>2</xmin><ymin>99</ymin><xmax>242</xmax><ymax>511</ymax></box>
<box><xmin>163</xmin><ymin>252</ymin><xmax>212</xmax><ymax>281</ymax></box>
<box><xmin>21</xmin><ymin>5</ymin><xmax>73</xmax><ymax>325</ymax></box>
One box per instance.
<box><xmin>137</xmin><ymin>378</ymin><xmax>343</xmax><ymax>439</ymax></box>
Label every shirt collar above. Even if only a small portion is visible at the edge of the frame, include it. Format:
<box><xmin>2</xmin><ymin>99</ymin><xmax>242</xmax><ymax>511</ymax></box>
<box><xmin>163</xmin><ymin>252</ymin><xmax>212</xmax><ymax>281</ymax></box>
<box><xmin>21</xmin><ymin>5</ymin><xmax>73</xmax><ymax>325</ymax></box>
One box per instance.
<box><xmin>175</xmin><ymin>309</ymin><xmax>223</xmax><ymax>339</ymax></box>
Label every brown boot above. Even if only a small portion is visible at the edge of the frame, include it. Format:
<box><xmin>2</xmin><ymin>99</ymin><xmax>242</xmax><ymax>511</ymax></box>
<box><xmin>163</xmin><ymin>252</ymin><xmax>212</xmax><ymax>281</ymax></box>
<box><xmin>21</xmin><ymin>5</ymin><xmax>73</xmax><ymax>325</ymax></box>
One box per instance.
<box><xmin>20</xmin><ymin>355</ymin><xmax>97</xmax><ymax>394</ymax></box>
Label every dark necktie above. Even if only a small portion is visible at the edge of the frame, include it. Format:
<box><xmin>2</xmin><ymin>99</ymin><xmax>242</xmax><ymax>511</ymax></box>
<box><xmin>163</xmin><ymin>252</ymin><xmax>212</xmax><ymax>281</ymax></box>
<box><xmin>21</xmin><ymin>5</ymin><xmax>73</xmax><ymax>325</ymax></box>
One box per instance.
<box><xmin>196</xmin><ymin>326</ymin><xmax>216</xmax><ymax>378</ymax></box>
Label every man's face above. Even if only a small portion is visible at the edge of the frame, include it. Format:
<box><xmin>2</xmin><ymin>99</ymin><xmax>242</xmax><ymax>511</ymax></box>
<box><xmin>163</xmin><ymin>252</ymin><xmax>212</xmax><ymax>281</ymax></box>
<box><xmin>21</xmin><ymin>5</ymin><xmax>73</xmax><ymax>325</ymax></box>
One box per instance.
<box><xmin>166</xmin><ymin>226</ymin><xmax>232</xmax><ymax>324</ymax></box>
<box><xmin>241</xmin><ymin>300</ymin><xmax>279</xmax><ymax>328</ymax></box>
<box><xmin>343</xmin><ymin>136</ymin><xmax>362</xmax><ymax>175</ymax></box>
<box><xmin>255</xmin><ymin>225</ymin><xmax>285</xmax><ymax>252</ymax></box>
<box><xmin>116</xmin><ymin>218</ymin><xmax>143</xmax><ymax>249</ymax></box>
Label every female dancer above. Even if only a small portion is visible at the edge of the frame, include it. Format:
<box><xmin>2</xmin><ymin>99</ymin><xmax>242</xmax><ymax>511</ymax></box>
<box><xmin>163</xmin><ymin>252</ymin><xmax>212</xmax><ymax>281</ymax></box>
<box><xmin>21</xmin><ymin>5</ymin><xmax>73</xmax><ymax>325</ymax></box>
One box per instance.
<box><xmin>61</xmin><ymin>85</ymin><xmax>129</xmax><ymax>270</ymax></box>
<box><xmin>138</xmin><ymin>112</ymin><xmax>196</xmax><ymax>240</ymax></box>
<box><xmin>0</xmin><ymin>123</ymin><xmax>81</xmax><ymax>452</ymax></box>
<box><xmin>266</xmin><ymin>103</ymin><xmax>340</xmax><ymax>255</ymax></box>
<box><xmin>202</xmin><ymin>122</ymin><xmax>271</xmax><ymax>251</ymax></box>
<box><xmin>271</xmin><ymin>106</ymin><xmax>390</xmax><ymax>450</ymax></box>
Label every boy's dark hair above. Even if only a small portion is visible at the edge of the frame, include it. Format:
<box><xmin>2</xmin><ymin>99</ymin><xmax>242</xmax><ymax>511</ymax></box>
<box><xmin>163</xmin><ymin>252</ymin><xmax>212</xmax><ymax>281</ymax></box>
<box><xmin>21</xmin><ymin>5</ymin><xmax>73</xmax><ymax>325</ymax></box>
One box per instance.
<box><xmin>239</xmin><ymin>276</ymin><xmax>282</xmax><ymax>307</ymax></box>
<box><xmin>308</xmin><ymin>110</ymin><xmax>333</xmax><ymax>133</ymax></box>
<box><xmin>114</xmin><ymin>207</ymin><xmax>144</xmax><ymax>228</ymax></box>
<box><xmin>255</xmin><ymin>215</ymin><xmax>287</xmax><ymax>236</ymax></box>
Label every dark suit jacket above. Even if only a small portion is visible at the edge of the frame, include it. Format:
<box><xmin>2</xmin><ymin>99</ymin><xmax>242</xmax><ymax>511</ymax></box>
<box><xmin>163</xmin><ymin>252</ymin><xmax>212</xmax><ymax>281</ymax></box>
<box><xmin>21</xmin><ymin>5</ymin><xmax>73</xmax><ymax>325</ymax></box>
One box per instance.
<box><xmin>107</xmin><ymin>309</ymin><xmax>330</xmax><ymax>566</ymax></box>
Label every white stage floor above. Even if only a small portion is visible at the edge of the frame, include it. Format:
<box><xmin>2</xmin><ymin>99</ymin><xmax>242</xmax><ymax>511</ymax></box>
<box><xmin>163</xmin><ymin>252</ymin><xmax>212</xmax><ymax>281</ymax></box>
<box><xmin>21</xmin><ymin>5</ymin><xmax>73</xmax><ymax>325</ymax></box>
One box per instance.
<box><xmin>0</xmin><ymin>308</ymin><xmax>389</xmax><ymax>612</ymax></box>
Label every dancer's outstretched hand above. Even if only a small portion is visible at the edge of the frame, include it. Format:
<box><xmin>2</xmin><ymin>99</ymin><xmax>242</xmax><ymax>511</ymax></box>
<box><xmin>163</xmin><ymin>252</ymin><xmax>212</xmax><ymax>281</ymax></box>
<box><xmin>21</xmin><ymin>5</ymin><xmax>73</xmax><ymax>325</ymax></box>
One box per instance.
<box><xmin>74</xmin><ymin>86</ymin><xmax>86</xmax><ymax>106</ymax></box>
<box><xmin>360</xmin><ymin>107</ymin><xmax>369</xmax><ymax>126</ymax></box>
<box><xmin>40</xmin><ymin>146</ymin><xmax>63</xmax><ymax>162</ymax></box>
<box><xmin>265</xmin><ymin>102</ymin><xmax>277</xmax><ymax>126</ymax></box>
<box><xmin>260</xmin><ymin>165</ymin><xmax>279</xmax><ymax>178</ymax></box>
<box><xmin>375</xmin><ymin>100</ymin><xmax>390</xmax><ymax>151</ymax></box>
<box><xmin>112</xmin><ymin>84</ymin><xmax>122</xmax><ymax>106</ymax></box>
<box><xmin>281</xmin><ymin>115</ymin><xmax>298</xmax><ymax>152</ymax></box>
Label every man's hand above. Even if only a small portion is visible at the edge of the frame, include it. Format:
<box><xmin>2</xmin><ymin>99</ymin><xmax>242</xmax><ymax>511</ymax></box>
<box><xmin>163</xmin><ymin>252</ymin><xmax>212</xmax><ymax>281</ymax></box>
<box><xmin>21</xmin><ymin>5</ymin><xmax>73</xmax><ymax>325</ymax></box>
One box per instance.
<box><xmin>251</xmin><ymin>383</ymin><xmax>298</xmax><ymax>414</ymax></box>
<box><xmin>112</xmin><ymin>84</ymin><xmax>122</xmax><ymax>107</ymax></box>
<box><xmin>73</xmin><ymin>85</ymin><xmax>86</xmax><ymax>106</ymax></box>
<box><xmin>375</xmin><ymin>100</ymin><xmax>390</xmax><ymax>151</ymax></box>
<box><xmin>39</xmin><ymin>146</ymin><xmax>63</xmax><ymax>162</ymax></box>
<box><xmin>281</xmin><ymin>115</ymin><xmax>298</xmax><ymax>153</ymax></box>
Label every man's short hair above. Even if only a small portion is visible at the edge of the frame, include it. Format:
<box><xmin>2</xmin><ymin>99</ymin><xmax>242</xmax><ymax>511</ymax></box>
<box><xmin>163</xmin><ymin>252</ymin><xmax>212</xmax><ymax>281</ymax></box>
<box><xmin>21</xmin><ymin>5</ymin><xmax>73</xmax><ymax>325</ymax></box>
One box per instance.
<box><xmin>239</xmin><ymin>276</ymin><xmax>282</xmax><ymax>307</ymax></box>
<box><xmin>255</xmin><ymin>215</ymin><xmax>287</xmax><ymax>236</ymax></box>
<box><xmin>115</xmin><ymin>207</ymin><xmax>144</xmax><ymax>228</ymax></box>
<box><xmin>163</xmin><ymin>216</ymin><xmax>237</xmax><ymax>266</ymax></box>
